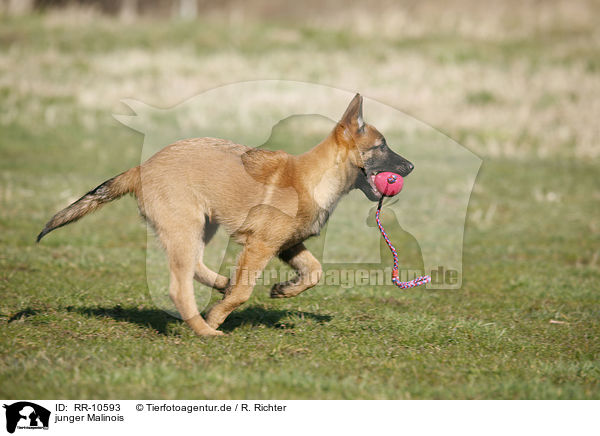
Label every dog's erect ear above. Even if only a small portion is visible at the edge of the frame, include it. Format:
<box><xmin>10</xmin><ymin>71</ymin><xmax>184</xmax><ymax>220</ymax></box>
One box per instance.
<box><xmin>340</xmin><ymin>93</ymin><xmax>365</xmax><ymax>132</ymax></box>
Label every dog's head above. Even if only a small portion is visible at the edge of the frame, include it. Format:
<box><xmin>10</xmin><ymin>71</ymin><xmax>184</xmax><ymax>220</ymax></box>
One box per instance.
<box><xmin>336</xmin><ymin>94</ymin><xmax>414</xmax><ymax>201</ymax></box>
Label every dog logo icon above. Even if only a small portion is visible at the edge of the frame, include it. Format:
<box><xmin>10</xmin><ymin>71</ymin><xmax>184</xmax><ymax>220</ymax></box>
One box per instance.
<box><xmin>3</xmin><ymin>402</ymin><xmax>50</xmax><ymax>433</ymax></box>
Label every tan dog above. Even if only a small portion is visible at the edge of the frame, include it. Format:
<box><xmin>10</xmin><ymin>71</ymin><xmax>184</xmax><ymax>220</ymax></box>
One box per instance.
<box><xmin>37</xmin><ymin>94</ymin><xmax>414</xmax><ymax>336</ymax></box>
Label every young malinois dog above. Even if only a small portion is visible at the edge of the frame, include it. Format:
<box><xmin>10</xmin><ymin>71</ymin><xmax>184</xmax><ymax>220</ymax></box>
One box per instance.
<box><xmin>37</xmin><ymin>94</ymin><xmax>414</xmax><ymax>336</ymax></box>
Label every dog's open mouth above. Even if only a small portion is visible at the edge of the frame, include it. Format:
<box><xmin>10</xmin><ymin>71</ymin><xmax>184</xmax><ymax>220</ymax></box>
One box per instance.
<box><xmin>364</xmin><ymin>170</ymin><xmax>405</xmax><ymax>198</ymax></box>
<box><xmin>367</xmin><ymin>171</ymin><xmax>381</xmax><ymax>197</ymax></box>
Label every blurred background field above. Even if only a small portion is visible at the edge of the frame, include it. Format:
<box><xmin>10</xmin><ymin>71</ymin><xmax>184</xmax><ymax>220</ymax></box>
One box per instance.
<box><xmin>0</xmin><ymin>0</ymin><xmax>599</xmax><ymax>399</ymax></box>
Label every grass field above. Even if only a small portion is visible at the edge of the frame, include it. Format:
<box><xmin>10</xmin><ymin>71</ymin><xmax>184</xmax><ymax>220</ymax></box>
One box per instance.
<box><xmin>1</xmin><ymin>3</ymin><xmax>599</xmax><ymax>399</ymax></box>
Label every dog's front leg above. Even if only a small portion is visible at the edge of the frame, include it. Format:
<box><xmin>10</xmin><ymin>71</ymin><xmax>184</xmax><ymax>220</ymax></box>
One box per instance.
<box><xmin>271</xmin><ymin>243</ymin><xmax>322</xmax><ymax>298</ymax></box>
<box><xmin>205</xmin><ymin>239</ymin><xmax>275</xmax><ymax>330</ymax></box>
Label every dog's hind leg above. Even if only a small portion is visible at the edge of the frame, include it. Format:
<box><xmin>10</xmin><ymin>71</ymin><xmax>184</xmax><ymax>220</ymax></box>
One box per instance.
<box><xmin>205</xmin><ymin>239</ymin><xmax>276</xmax><ymax>330</ymax></box>
<box><xmin>163</xmin><ymin>226</ymin><xmax>223</xmax><ymax>337</ymax></box>
<box><xmin>270</xmin><ymin>243</ymin><xmax>322</xmax><ymax>298</ymax></box>
<box><xmin>194</xmin><ymin>219</ymin><xmax>230</xmax><ymax>291</ymax></box>
<box><xmin>194</xmin><ymin>252</ymin><xmax>229</xmax><ymax>292</ymax></box>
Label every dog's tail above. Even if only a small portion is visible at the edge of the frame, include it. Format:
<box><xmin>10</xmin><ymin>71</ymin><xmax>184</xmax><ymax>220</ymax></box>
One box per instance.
<box><xmin>36</xmin><ymin>166</ymin><xmax>141</xmax><ymax>242</ymax></box>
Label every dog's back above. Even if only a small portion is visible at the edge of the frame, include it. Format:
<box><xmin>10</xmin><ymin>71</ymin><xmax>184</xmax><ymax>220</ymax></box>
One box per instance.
<box><xmin>136</xmin><ymin>137</ymin><xmax>300</xmax><ymax>241</ymax></box>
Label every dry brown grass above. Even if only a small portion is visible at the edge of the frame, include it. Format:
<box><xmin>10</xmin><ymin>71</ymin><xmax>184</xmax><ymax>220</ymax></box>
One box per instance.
<box><xmin>1</xmin><ymin>0</ymin><xmax>599</xmax><ymax>158</ymax></box>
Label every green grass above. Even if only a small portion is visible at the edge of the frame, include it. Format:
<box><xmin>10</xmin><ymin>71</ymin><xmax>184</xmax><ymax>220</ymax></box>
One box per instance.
<box><xmin>0</xmin><ymin>11</ymin><xmax>599</xmax><ymax>399</ymax></box>
<box><xmin>2</xmin><ymin>158</ymin><xmax>597</xmax><ymax>399</ymax></box>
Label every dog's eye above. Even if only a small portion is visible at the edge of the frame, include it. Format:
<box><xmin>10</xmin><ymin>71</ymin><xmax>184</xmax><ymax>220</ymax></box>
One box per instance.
<box><xmin>368</xmin><ymin>142</ymin><xmax>386</xmax><ymax>152</ymax></box>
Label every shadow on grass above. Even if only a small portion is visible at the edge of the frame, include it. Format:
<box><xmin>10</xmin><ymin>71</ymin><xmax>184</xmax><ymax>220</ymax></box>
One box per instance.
<box><xmin>73</xmin><ymin>306</ymin><xmax>177</xmax><ymax>334</ymax></box>
<box><xmin>72</xmin><ymin>305</ymin><xmax>331</xmax><ymax>334</ymax></box>
<box><xmin>7</xmin><ymin>308</ymin><xmax>39</xmax><ymax>323</ymax></box>
<box><xmin>219</xmin><ymin>306</ymin><xmax>332</xmax><ymax>332</ymax></box>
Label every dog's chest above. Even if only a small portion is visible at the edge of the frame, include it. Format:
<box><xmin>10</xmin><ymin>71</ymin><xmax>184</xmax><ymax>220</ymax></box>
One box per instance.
<box><xmin>288</xmin><ymin>199</ymin><xmax>336</xmax><ymax>245</ymax></box>
<box><xmin>307</xmin><ymin>207</ymin><xmax>331</xmax><ymax>237</ymax></box>
<box><xmin>302</xmin><ymin>167</ymin><xmax>346</xmax><ymax>238</ymax></box>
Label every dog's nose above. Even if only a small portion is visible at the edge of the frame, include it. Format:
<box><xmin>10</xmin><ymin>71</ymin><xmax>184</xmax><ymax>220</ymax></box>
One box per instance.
<box><xmin>406</xmin><ymin>162</ymin><xmax>414</xmax><ymax>174</ymax></box>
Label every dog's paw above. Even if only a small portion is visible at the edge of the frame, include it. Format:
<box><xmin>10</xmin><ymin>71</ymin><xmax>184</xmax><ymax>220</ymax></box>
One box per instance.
<box><xmin>206</xmin><ymin>329</ymin><xmax>225</xmax><ymax>337</ymax></box>
<box><xmin>186</xmin><ymin>314</ymin><xmax>225</xmax><ymax>337</ymax></box>
<box><xmin>194</xmin><ymin>328</ymin><xmax>225</xmax><ymax>337</ymax></box>
<box><xmin>270</xmin><ymin>283</ymin><xmax>291</xmax><ymax>298</ymax></box>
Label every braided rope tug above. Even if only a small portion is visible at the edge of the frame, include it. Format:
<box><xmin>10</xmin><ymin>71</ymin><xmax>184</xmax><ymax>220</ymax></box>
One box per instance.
<box><xmin>373</xmin><ymin>172</ymin><xmax>431</xmax><ymax>289</ymax></box>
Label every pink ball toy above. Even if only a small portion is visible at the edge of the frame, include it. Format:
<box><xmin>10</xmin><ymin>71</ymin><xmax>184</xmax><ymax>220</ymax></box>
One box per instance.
<box><xmin>374</xmin><ymin>172</ymin><xmax>404</xmax><ymax>196</ymax></box>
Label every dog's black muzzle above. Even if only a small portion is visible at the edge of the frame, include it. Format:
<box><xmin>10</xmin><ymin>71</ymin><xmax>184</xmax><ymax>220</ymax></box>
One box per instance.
<box><xmin>355</xmin><ymin>147</ymin><xmax>415</xmax><ymax>201</ymax></box>
<box><xmin>368</xmin><ymin>148</ymin><xmax>414</xmax><ymax>177</ymax></box>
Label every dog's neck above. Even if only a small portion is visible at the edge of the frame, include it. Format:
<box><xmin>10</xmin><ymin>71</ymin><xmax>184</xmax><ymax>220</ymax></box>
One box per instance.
<box><xmin>296</xmin><ymin>129</ymin><xmax>360</xmax><ymax>212</ymax></box>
